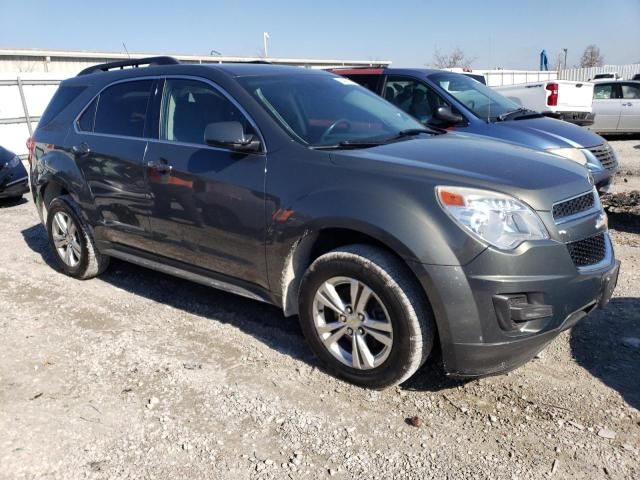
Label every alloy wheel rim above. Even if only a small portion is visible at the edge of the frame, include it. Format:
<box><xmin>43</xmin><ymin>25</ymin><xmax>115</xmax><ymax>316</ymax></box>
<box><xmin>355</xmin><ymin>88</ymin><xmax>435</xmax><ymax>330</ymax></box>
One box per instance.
<box><xmin>52</xmin><ymin>212</ymin><xmax>81</xmax><ymax>267</ymax></box>
<box><xmin>312</xmin><ymin>276</ymin><xmax>393</xmax><ymax>370</ymax></box>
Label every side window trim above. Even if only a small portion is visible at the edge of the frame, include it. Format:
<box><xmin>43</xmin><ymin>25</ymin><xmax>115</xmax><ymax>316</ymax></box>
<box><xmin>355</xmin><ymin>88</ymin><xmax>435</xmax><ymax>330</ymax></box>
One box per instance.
<box><xmin>612</xmin><ymin>83</ymin><xmax>623</xmax><ymax>99</ymax></box>
<box><xmin>144</xmin><ymin>79</ymin><xmax>164</xmax><ymax>140</ymax></box>
<box><xmin>73</xmin><ymin>74</ymin><xmax>266</xmax><ymax>153</ymax></box>
<box><xmin>73</xmin><ymin>76</ymin><xmax>156</xmax><ymax>140</ymax></box>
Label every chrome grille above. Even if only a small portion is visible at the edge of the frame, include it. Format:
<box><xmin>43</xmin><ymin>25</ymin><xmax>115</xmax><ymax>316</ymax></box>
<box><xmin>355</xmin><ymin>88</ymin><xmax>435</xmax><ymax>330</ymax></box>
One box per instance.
<box><xmin>567</xmin><ymin>233</ymin><xmax>606</xmax><ymax>267</ymax></box>
<box><xmin>588</xmin><ymin>143</ymin><xmax>617</xmax><ymax>171</ymax></box>
<box><xmin>552</xmin><ymin>191</ymin><xmax>595</xmax><ymax>221</ymax></box>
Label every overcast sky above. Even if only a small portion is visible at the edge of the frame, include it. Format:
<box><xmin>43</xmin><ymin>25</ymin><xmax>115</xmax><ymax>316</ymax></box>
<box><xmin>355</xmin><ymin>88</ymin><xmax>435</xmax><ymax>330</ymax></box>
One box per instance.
<box><xmin>1</xmin><ymin>0</ymin><xmax>638</xmax><ymax>69</ymax></box>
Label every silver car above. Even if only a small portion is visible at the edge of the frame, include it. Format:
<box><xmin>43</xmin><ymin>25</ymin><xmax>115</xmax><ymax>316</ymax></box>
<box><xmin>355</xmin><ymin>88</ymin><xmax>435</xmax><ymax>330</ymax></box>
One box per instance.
<box><xmin>590</xmin><ymin>81</ymin><xmax>640</xmax><ymax>133</ymax></box>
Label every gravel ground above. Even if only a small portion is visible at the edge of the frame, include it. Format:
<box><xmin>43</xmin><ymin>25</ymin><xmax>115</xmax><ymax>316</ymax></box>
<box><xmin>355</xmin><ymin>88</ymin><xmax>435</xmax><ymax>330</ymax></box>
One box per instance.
<box><xmin>1</xmin><ymin>143</ymin><xmax>639</xmax><ymax>479</ymax></box>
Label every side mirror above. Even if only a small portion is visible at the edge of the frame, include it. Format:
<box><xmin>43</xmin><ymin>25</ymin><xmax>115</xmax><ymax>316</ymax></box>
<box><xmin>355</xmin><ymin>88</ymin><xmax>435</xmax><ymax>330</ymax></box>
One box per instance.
<box><xmin>204</xmin><ymin>121</ymin><xmax>261</xmax><ymax>153</ymax></box>
<box><xmin>428</xmin><ymin>106</ymin><xmax>464</xmax><ymax>127</ymax></box>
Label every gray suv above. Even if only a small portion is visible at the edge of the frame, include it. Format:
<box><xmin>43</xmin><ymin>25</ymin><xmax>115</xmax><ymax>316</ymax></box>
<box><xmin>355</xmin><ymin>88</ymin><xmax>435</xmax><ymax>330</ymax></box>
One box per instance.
<box><xmin>29</xmin><ymin>57</ymin><xmax>619</xmax><ymax>388</ymax></box>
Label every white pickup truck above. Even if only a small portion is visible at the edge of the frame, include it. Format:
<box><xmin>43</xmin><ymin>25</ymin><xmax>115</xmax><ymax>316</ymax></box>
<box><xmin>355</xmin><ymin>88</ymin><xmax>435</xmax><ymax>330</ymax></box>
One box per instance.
<box><xmin>493</xmin><ymin>80</ymin><xmax>595</xmax><ymax>126</ymax></box>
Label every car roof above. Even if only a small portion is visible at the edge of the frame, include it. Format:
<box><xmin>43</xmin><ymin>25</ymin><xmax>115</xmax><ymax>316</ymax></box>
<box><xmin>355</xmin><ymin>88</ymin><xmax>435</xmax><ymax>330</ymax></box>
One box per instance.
<box><xmin>63</xmin><ymin>62</ymin><xmax>328</xmax><ymax>87</ymax></box>
<box><xmin>331</xmin><ymin>67</ymin><xmax>459</xmax><ymax>78</ymax></box>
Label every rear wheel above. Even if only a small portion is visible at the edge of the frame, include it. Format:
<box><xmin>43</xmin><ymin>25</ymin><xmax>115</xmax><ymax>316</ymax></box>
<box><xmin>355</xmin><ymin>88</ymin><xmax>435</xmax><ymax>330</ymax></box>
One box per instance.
<box><xmin>46</xmin><ymin>196</ymin><xmax>110</xmax><ymax>279</ymax></box>
<box><xmin>298</xmin><ymin>245</ymin><xmax>435</xmax><ymax>389</ymax></box>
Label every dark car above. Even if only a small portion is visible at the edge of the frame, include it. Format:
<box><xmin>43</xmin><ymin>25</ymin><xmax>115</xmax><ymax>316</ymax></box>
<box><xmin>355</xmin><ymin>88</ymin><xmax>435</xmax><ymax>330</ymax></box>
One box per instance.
<box><xmin>331</xmin><ymin>68</ymin><xmax>619</xmax><ymax>193</ymax></box>
<box><xmin>0</xmin><ymin>146</ymin><xmax>29</xmax><ymax>200</ymax></box>
<box><xmin>29</xmin><ymin>57</ymin><xmax>619</xmax><ymax>388</ymax></box>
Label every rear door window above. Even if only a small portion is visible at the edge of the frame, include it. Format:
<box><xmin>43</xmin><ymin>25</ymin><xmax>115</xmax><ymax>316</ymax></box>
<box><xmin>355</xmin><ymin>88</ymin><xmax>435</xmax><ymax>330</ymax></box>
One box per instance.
<box><xmin>343</xmin><ymin>74</ymin><xmax>382</xmax><ymax>93</ymax></box>
<box><xmin>93</xmin><ymin>80</ymin><xmax>153</xmax><ymax>137</ymax></box>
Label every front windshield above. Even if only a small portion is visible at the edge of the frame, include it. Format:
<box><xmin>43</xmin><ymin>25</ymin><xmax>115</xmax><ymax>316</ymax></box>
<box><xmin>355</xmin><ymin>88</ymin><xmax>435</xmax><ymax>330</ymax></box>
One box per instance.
<box><xmin>238</xmin><ymin>74</ymin><xmax>425</xmax><ymax>146</ymax></box>
<box><xmin>430</xmin><ymin>73</ymin><xmax>520</xmax><ymax>121</ymax></box>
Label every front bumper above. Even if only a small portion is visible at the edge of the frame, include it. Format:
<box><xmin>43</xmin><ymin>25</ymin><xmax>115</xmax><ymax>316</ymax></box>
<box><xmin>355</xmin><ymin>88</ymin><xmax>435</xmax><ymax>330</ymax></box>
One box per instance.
<box><xmin>547</xmin><ymin>111</ymin><xmax>595</xmax><ymax>126</ymax></box>
<box><xmin>410</xmin><ymin>233</ymin><xmax>619</xmax><ymax>378</ymax></box>
<box><xmin>591</xmin><ymin>167</ymin><xmax>616</xmax><ymax>194</ymax></box>
<box><xmin>0</xmin><ymin>176</ymin><xmax>29</xmax><ymax>198</ymax></box>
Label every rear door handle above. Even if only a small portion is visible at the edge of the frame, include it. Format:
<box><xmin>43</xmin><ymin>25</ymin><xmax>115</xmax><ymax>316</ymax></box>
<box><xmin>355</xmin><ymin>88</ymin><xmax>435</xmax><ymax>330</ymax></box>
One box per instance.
<box><xmin>147</xmin><ymin>160</ymin><xmax>172</xmax><ymax>175</ymax></box>
<box><xmin>71</xmin><ymin>142</ymin><xmax>90</xmax><ymax>156</ymax></box>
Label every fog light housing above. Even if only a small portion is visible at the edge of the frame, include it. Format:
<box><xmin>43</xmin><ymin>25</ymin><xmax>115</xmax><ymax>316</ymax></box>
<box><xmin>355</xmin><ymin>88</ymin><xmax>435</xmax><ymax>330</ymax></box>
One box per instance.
<box><xmin>493</xmin><ymin>294</ymin><xmax>553</xmax><ymax>331</ymax></box>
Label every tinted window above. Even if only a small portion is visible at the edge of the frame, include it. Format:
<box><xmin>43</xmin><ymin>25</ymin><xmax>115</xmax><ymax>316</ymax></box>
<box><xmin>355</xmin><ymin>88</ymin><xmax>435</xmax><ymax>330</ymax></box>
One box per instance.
<box><xmin>239</xmin><ymin>74</ymin><xmax>423</xmax><ymax>146</ymax></box>
<box><xmin>94</xmin><ymin>80</ymin><xmax>153</xmax><ymax>137</ymax></box>
<box><xmin>384</xmin><ymin>77</ymin><xmax>451</xmax><ymax>124</ymax></box>
<box><xmin>621</xmin><ymin>84</ymin><xmax>640</xmax><ymax>99</ymax></box>
<box><xmin>77</xmin><ymin>98</ymin><xmax>97</xmax><ymax>132</ymax></box>
<box><xmin>39</xmin><ymin>85</ymin><xmax>87</xmax><ymax>127</ymax></box>
<box><xmin>594</xmin><ymin>84</ymin><xmax>616</xmax><ymax>99</ymax></box>
<box><xmin>345</xmin><ymin>74</ymin><xmax>381</xmax><ymax>93</ymax></box>
<box><xmin>160</xmin><ymin>79</ymin><xmax>254</xmax><ymax>145</ymax></box>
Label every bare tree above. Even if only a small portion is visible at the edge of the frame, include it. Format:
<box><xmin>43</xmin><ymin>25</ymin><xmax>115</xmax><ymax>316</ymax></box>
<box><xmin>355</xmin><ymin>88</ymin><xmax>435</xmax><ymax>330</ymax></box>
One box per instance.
<box><xmin>431</xmin><ymin>47</ymin><xmax>476</xmax><ymax>69</ymax></box>
<box><xmin>580</xmin><ymin>45</ymin><xmax>604</xmax><ymax>68</ymax></box>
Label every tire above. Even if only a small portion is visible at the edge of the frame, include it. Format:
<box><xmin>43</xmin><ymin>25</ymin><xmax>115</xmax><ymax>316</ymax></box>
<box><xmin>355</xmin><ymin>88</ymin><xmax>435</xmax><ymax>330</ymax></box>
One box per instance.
<box><xmin>46</xmin><ymin>195</ymin><xmax>110</xmax><ymax>279</ymax></box>
<box><xmin>298</xmin><ymin>244</ymin><xmax>435</xmax><ymax>389</ymax></box>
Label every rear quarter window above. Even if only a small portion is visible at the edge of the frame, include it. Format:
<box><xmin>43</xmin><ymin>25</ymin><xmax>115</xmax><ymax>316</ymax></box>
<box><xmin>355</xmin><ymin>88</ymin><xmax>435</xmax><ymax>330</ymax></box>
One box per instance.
<box><xmin>38</xmin><ymin>85</ymin><xmax>87</xmax><ymax>128</ymax></box>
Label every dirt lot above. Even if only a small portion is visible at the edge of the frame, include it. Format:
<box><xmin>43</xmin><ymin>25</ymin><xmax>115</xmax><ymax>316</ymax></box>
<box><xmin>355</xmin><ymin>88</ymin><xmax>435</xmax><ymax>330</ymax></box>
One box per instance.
<box><xmin>1</xmin><ymin>140</ymin><xmax>639</xmax><ymax>479</ymax></box>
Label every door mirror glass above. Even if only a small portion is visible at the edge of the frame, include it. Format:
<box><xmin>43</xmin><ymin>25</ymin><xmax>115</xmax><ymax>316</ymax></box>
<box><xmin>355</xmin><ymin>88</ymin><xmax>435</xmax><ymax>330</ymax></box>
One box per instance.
<box><xmin>204</xmin><ymin>121</ymin><xmax>261</xmax><ymax>152</ymax></box>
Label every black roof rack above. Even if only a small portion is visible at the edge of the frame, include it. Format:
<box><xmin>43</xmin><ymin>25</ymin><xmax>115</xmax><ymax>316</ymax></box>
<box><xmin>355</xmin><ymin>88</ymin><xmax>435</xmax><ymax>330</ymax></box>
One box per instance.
<box><xmin>77</xmin><ymin>56</ymin><xmax>180</xmax><ymax>76</ymax></box>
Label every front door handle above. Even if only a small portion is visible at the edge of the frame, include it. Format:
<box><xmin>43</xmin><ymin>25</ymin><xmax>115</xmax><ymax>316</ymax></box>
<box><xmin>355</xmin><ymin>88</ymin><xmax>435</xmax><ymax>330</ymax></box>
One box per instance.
<box><xmin>147</xmin><ymin>160</ymin><xmax>173</xmax><ymax>175</ymax></box>
<box><xmin>71</xmin><ymin>142</ymin><xmax>90</xmax><ymax>156</ymax></box>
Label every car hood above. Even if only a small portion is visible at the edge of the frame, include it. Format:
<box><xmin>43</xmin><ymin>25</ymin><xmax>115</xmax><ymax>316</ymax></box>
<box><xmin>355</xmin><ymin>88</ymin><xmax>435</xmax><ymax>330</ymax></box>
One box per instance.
<box><xmin>482</xmin><ymin>116</ymin><xmax>605</xmax><ymax>150</ymax></box>
<box><xmin>331</xmin><ymin>134</ymin><xmax>592</xmax><ymax>212</ymax></box>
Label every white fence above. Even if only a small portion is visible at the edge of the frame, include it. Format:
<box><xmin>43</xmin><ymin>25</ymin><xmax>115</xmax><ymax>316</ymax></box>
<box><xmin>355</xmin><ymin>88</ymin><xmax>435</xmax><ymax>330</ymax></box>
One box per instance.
<box><xmin>0</xmin><ymin>73</ymin><xmax>62</xmax><ymax>156</ymax></box>
<box><xmin>478</xmin><ymin>70</ymin><xmax>558</xmax><ymax>87</ymax></box>
<box><xmin>559</xmin><ymin>64</ymin><xmax>640</xmax><ymax>82</ymax></box>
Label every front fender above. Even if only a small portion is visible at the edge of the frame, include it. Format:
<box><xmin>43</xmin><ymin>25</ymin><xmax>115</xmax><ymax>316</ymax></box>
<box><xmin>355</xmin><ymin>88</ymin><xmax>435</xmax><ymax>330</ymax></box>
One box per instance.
<box><xmin>267</xmin><ymin>184</ymin><xmax>486</xmax><ymax>315</ymax></box>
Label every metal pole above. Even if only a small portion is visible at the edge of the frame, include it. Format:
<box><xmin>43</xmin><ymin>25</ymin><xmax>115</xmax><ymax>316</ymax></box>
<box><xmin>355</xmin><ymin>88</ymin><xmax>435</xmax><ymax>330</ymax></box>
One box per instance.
<box><xmin>563</xmin><ymin>48</ymin><xmax>568</xmax><ymax>71</ymax></box>
<box><xmin>16</xmin><ymin>77</ymin><xmax>33</xmax><ymax>137</ymax></box>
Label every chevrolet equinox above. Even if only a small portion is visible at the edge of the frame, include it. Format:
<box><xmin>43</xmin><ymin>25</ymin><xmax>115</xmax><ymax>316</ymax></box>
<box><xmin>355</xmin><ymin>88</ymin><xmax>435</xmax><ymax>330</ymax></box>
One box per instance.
<box><xmin>29</xmin><ymin>57</ymin><xmax>619</xmax><ymax>388</ymax></box>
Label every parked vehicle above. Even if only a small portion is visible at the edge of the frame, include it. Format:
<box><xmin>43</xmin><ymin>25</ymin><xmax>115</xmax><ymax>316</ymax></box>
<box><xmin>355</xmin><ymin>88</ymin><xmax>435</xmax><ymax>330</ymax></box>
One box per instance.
<box><xmin>592</xmin><ymin>72</ymin><xmax>621</xmax><ymax>81</ymax></box>
<box><xmin>493</xmin><ymin>80</ymin><xmax>595</xmax><ymax>126</ymax></box>
<box><xmin>30</xmin><ymin>58</ymin><xmax>619</xmax><ymax>388</ymax></box>
<box><xmin>632</xmin><ymin>74</ymin><xmax>640</xmax><ymax>81</ymax></box>
<box><xmin>332</xmin><ymin>68</ymin><xmax>617</xmax><ymax>192</ymax></box>
<box><xmin>0</xmin><ymin>146</ymin><xmax>29</xmax><ymax>200</ymax></box>
<box><xmin>590</xmin><ymin>81</ymin><xmax>640</xmax><ymax>133</ymax></box>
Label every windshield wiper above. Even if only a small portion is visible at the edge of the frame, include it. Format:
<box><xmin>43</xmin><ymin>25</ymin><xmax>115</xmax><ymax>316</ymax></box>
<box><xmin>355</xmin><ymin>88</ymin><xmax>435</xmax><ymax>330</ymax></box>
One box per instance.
<box><xmin>398</xmin><ymin>126</ymin><xmax>446</xmax><ymax>136</ymax></box>
<box><xmin>310</xmin><ymin>140</ymin><xmax>388</xmax><ymax>150</ymax></box>
<box><xmin>310</xmin><ymin>127</ymin><xmax>443</xmax><ymax>150</ymax></box>
<box><xmin>497</xmin><ymin>108</ymin><xmax>543</xmax><ymax>121</ymax></box>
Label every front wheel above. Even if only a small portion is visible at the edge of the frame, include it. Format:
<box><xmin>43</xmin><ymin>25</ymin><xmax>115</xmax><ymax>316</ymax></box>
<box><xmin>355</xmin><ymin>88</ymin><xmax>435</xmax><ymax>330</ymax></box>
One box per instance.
<box><xmin>298</xmin><ymin>245</ymin><xmax>435</xmax><ymax>389</ymax></box>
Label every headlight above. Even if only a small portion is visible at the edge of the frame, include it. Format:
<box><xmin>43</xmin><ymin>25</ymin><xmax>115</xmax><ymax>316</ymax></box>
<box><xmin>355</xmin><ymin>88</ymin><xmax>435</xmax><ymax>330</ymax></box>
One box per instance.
<box><xmin>436</xmin><ymin>186</ymin><xmax>549</xmax><ymax>250</ymax></box>
<box><xmin>546</xmin><ymin>147</ymin><xmax>587</xmax><ymax>166</ymax></box>
<box><xmin>4</xmin><ymin>155</ymin><xmax>21</xmax><ymax>169</ymax></box>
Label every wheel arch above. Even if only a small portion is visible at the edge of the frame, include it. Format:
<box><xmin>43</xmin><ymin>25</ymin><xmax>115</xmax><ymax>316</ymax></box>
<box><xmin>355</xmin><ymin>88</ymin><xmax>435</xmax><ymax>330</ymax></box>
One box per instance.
<box><xmin>279</xmin><ymin>221</ymin><xmax>431</xmax><ymax>319</ymax></box>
